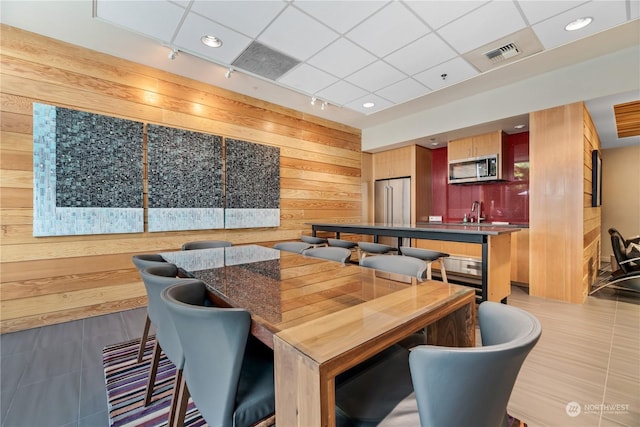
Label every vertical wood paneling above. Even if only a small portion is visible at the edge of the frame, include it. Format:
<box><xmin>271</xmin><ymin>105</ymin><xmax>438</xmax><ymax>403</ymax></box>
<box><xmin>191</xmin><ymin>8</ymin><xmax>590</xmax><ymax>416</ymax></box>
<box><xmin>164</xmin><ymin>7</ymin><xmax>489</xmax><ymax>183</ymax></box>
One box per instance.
<box><xmin>0</xmin><ymin>25</ymin><xmax>362</xmax><ymax>333</ymax></box>
<box><xmin>529</xmin><ymin>102</ymin><xmax>601</xmax><ymax>304</ymax></box>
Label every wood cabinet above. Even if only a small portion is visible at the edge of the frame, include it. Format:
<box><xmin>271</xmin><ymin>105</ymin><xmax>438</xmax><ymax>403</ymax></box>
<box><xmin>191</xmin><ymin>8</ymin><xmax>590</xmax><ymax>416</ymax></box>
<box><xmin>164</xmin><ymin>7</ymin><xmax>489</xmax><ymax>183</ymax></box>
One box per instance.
<box><xmin>371</xmin><ymin>145</ymin><xmax>432</xmax><ymax>224</ymax></box>
<box><xmin>511</xmin><ymin>228</ymin><xmax>529</xmax><ymax>284</ymax></box>
<box><xmin>373</xmin><ymin>145</ymin><xmax>412</xmax><ymax>180</ymax></box>
<box><xmin>448</xmin><ymin>130</ymin><xmax>507</xmax><ymax>161</ymax></box>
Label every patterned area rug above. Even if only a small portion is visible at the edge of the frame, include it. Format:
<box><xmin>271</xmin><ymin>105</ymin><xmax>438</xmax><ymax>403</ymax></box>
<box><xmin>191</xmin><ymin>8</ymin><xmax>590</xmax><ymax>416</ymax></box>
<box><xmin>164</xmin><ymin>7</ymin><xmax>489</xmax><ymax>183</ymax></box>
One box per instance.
<box><xmin>103</xmin><ymin>337</ymin><xmax>206</xmax><ymax>427</ymax></box>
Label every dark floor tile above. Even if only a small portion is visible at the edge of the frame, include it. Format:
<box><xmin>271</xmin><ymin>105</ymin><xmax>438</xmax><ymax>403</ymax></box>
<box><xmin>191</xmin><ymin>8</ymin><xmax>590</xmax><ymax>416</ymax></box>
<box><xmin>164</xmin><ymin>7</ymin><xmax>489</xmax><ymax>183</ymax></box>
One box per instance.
<box><xmin>83</xmin><ymin>313</ymin><xmax>127</xmax><ymax>339</ymax></box>
<box><xmin>0</xmin><ymin>328</ymin><xmax>40</xmax><ymax>357</ymax></box>
<box><xmin>119</xmin><ymin>308</ymin><xmax>154</xmax><ymax>341</ymax></box>
<box><xmin>81</xmin><ymin>331</ymin><xmax>130</xmax><ymax>370</ymax></box>
<box><xmin>19</xmin><ymin>339</ymin><xmax>82</xmax><ymax>387</ymax></box>
<box><xmin>1</xmin><ymin>351</ymin><xmax>32</xmax><ymax>422</ymax></box>
<box><xmin>78</xmin><ymin>410</ymin><xmax>108</xmax><ymax>427</ymax></box>
<box><xmin>35</xmin><ymin>319</ymin><xmax>83</xmax><ymax>349</ymax></box>
<box><xmin>79</xmin><ymin>366</ymin><xmax>108</xmax><ymax>419</ymax></box>
<box><xmin>3</xmin><ymin>371</ymin><xmax>80</xmax><ymax>427</ymax></box>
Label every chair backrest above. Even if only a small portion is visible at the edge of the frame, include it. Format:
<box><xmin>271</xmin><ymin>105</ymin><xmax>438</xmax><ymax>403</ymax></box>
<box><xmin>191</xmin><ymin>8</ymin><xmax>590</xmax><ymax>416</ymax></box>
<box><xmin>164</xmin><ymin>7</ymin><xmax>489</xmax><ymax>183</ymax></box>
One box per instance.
<box><xmin>360</xmin><ymin>255</ymin><xmax>427</xmax><ymax>279</ymax></box>
<box><xmin>182</xmin><ymin>240</ymin><xmax>233</xmax><ymax>250</ymax></box>
<box><xmin>139</xmin><ymin>264</ymin><xmax>191</xmax><ymax>367</ymax></box>
<box><xmin>409</xmin><ymin>302</ymin><xmax>541</xmax><ymax>427</ymax></box>
<box><xmin>302</xmin><ymin>247</ymin><xmax>352</xmax><ymax>263</ymax></box>
<box><xmin>161</xmin><ymin>280</ymin><xmax>275</xmax><ymax>426</ymax></box>
<box><xmin>609</xmin><ymin>228</ymin><xmax>637</xmax><ymax>273</ymax></box>
<box><xmin>132</xmin><ymin>254</ymin><xmax>167</xmax><ymax>271</ymax></box>
<box><xmin>273</xmin><ymin>241</ymin><xmax>312</xmax><ymax>253</ymax></box>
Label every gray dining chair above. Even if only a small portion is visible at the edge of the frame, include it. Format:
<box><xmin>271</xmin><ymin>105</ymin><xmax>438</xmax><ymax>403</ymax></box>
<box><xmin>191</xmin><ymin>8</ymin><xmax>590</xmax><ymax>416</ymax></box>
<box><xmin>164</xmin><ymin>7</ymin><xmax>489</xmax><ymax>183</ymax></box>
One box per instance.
<box><xmin>131</xmin><ymin>254</ymin><xmax>168</xmax><ymax>363</ymax></box>
<box><xmin>161</xmin><ymin>280</ymin><xmax>276</xmax><ymax>427</ymax></box>
<box><xmin>400</xmin><ymin>246</ymin><xmax>450</xmax><ymax>282</ymax></box>
<box><xmin>273</xmin><ymin>241</ymin><xmax>312</xmax><ymax>253</ymax></box>
<box><xmin>181</xmin><ymin>240</ymin><xmax>233</xmax><ymax>250</ymax></box>
<box><xmin>360</xmin><ymin>255</ymin><xmax>427</xmax><ymax>279</ymax></box>
<box><xmin>301</xmin><ymin>235</ymin><xmax>328</xmax><ymax>247</ymax></box>
<box><xmin>139</xmin><ymin>265</ymin><xmax>201</xmax><ymax>427</ymax></box>
<box><xmin>378</xmin><ymin>302</ymin><xmax>542</xmax><ymax>427</ymax></box>
<box><xmin>302</xmin><ymin>246</ymin><xmax>352</xmax><ymax>263</ymax></box>
<box><xmin>328</xmin><ymin>238</ymin><xmax>358</xmax><ymax>250</ymax></box>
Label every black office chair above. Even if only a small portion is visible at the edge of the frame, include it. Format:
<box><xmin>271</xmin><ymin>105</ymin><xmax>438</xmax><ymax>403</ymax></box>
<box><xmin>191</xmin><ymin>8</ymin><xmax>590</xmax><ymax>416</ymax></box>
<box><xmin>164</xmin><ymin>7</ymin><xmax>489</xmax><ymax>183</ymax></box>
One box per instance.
<box><xmin>589</xmin><ymin>228</ymin><xmax>640</xmax><ymax>295</ymax></box>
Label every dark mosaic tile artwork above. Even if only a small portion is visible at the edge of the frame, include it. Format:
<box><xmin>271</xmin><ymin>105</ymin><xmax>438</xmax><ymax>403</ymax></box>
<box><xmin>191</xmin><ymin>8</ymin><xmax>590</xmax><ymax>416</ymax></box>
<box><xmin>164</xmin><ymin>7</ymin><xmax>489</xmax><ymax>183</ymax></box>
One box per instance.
<box><xmin>225</xmin><ymin>139</ymin><xmax>280</xmax><ymax>209</ymax></box>
<box><xmin>147</xmin><ymin>125</ymin><xmax>223</xmax><ymax>209</ymax></box>
<box><xmin>55</xmin><ymin>107</ymin><xmax>143</xmax><ymax>208</ymax></box>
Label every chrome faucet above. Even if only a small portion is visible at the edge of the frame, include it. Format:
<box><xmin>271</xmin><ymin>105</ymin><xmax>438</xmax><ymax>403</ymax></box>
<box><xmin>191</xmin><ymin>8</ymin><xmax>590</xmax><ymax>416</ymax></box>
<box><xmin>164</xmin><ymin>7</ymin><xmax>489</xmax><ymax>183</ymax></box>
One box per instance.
<box><xmin>471</xmin><ymin>201</ymin><xmax>485</xmax><ymax>223</ymax></box>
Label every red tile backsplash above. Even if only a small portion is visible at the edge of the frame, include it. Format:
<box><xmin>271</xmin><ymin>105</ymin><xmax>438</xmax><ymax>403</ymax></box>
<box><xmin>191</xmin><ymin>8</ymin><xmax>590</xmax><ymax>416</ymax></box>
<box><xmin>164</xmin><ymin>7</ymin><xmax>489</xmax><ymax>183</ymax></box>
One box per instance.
<box><xmin>430</xmin><ymin>132</ymin><xmax>529</xmax><ymax>224</ymax></box>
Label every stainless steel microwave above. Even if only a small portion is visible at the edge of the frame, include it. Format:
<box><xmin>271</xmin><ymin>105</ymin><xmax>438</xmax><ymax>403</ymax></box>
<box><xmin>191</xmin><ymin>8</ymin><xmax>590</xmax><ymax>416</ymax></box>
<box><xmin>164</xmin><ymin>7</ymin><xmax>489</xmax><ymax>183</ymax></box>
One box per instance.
<box><xmin>448</xmin><ymin>154</ymin><xmax>501</xmax><ymax>184</ymax></box>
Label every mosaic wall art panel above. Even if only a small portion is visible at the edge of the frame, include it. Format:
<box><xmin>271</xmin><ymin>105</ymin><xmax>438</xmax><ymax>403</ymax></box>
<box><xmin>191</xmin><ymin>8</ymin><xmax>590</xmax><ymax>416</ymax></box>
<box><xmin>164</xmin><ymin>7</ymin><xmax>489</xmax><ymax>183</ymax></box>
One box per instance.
<box><xmin>224</xmin><ymin>138</ymin><xmax>280</xmax><ymax>228</ymax></box>
<box><xmin>33</xmin><ymin>103</ymin><xmax>144</xmax><ymax>236</ymax></box>
<box><xmin>147</xmin><ymin>125</ymin><xmax>224</xmax><ymax>232</ymax></box>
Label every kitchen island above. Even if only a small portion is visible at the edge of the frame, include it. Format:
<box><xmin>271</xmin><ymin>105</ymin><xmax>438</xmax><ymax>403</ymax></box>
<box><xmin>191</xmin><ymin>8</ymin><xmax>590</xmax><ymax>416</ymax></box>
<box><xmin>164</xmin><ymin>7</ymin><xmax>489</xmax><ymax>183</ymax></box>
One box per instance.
<box><xmin>309</xmin><ymin>222</ymin><xmax>521</xmax><ymax>303</ymax></box>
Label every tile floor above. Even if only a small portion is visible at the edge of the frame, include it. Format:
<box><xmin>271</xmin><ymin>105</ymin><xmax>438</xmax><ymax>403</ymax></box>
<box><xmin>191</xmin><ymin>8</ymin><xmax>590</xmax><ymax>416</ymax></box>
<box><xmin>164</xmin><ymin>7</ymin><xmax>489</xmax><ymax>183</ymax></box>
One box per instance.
<box><xmin>0</xmin><ymin>286</ymin><xmax>637</xmax><ymax>427</ymax></box>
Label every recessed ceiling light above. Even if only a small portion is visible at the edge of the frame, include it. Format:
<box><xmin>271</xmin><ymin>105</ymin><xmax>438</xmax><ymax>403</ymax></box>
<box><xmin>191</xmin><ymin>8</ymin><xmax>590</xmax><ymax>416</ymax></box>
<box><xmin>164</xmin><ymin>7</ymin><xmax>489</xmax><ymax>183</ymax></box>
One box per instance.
<box><xmin>564</xmin><ymin>17</ymin><xmax>593</xmax><ymax>31</ymax></box>
<box><xmin>201</xmin><ymin>35</ymin><xmax>223</xmax><ymax>48</ymax></box>
<box><xmin>514</xmin><ymin>124</ymin><xmax>526</xmax><ymax>129</ymax></box>
<box><xmin>363</xmin><ymin>102</ymin><xmax>375</xmax><ymax>108</ymax></box>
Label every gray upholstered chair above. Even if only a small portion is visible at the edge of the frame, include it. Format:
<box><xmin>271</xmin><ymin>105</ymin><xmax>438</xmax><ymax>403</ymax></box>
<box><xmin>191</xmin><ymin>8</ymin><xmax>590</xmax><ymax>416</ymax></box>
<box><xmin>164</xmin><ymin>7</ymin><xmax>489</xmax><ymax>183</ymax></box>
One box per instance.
<box><xmin>360</xmin><ymin>255</ymin><xmax>427</xmax><ymax>279</ymax></box>
<box><xmin>302</xmin><ymin>246</ymin><xmax>352</xmax><ymax>263</ymax></box>
<box><xmin>181</xmin><ymin>240</ymin><xmax>233</xmax><ymax>250</ymax></box>
<box><xmin>301</xmin><ymin>235</ymin><xmax>328</xmax><ymax>247</ymax></box>
<box><xmin>328</xmin><ymin>238</ymin><xmax>358</xmax><ymax>250</ymax></box>
<box><xmin>132</xmin><ymin>254</ymin><xmax>168</xmax><ymax>363</ymax></box>
<box><xmin>273</xmin><ymin>241</ymin><xmax>312</xmax><ymax>253</ymax></box>
<box><xmin>139</xmin><ymin>264</ymin><xmax>200</xmax><ymax>427</ymax></box>
<box><xmin>400</xmin><ymin>246</ymin><xmax>450</xmax><ymax>282</ymax></box>
<box><xmin>357</xmin><ymin>242</ymin><xmax>397</xmax><ymax>261</ymax></box>
<box><xmin>378</xmin><ymin>301</ymin><xmax>542</xmax><ymax>427</ymax></box>
<box><xmin>161</xmin><ymin>280</ymin><xmax>276</xmax><ymax>427</ymax></box>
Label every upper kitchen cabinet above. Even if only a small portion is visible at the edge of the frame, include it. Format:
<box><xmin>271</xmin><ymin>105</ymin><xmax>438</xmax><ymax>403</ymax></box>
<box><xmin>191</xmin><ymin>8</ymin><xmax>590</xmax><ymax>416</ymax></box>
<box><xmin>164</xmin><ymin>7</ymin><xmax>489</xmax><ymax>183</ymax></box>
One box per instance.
<box><xmin>448</xmin><ymin>130</ymin><xmax>507</xmax><ymax>161</ymax></box>
<box><xmin>373</xmin><ymin>145</ymin><xmax>412</xmax><ymax>180</ymax></box>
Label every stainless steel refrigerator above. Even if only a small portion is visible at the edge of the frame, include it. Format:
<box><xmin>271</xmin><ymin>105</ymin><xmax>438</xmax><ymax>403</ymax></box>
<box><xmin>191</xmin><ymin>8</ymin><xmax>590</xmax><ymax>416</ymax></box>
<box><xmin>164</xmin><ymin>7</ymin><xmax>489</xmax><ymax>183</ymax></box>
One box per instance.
<box><xmin>374</xmin><ymin>177</ymin><xmax>411</xmax><ymax>248</ymax></box>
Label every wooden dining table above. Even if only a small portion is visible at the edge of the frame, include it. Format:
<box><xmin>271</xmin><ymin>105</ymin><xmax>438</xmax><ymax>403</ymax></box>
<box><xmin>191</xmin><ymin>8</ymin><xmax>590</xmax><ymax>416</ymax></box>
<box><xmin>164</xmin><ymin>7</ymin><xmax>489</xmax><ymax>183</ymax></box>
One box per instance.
<box><xmin>161</xmin><ymin>244</ymin><xmax>476</xmax><ymax>427</ymax></box>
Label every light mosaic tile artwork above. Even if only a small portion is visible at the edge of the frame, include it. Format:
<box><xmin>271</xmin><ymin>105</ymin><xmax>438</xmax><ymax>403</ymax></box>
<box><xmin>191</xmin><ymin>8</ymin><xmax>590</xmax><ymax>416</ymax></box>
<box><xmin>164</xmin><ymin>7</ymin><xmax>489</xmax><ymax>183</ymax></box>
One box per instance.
<box><xmin>32</xmin><ymin>103</ymin><xmax>143</xmax><ymax>236</ymax></box>
<box><xmin>147</xmin><ymin>124</ymin><xmax>224</xmax><ymax>232</ymax></box>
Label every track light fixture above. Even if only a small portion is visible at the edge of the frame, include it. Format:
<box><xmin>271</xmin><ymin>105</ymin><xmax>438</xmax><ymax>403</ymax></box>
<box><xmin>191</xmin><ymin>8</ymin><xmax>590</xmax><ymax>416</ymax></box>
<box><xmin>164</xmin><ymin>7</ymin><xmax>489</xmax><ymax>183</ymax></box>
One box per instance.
<box><xmin>167</xmin><ymin>48</ymin><xmax>178</xmax><ymax>60</ymax></box>
<box><xmin>321</xmin><ymin>101</ymin><xmax>327</xmax><ymax>110</ymax></box>
<box><xmin>225</xmin><ymin>68</ymin><xmax>233</xmax><ymax>79</ymax></box>
<box><xmin>311</xmin><ymin>96</ymin><xmax>317</xmax><ymax>106</ymax></box>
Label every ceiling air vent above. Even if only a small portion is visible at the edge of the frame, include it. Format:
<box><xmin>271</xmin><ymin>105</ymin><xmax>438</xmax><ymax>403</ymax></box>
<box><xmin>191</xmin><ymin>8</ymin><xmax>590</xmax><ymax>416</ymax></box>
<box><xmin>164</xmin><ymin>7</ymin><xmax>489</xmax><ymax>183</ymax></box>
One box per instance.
<box><xmin>484</xmin><ymin>43</ymin><xmax>521</xmax><ymax>64</ymax></box>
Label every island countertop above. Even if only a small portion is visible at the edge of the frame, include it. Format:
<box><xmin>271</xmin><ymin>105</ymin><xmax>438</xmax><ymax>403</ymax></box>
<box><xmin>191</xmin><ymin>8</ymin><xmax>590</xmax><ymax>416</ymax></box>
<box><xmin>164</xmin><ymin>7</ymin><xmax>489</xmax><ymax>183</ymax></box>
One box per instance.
<box><xmin>309</xmin><ymin>222</ymin><xmax>521</xmax><ymax>238</ymax></box>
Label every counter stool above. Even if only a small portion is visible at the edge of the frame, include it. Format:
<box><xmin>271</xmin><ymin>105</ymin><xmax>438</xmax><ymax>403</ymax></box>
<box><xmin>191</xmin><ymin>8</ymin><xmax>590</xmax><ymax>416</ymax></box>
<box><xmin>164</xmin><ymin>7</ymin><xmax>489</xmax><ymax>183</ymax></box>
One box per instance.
<box><xmin>327</xmin><ymin>238</ymin><xmax>358</xmax><ymax>250</ymax></box>
<box><xmin>301</xmin><ymin>235</ymin><xmax>328</xmax><ymax>247</ymax></box>
<box><xmin>357</xmin><ymin>242</ymin><xmax>397</xmax><ymax>262</ymax></box>
<box><xmin>400</xmin><ymin>246</ymin><xmax>449</xmax><ymax>282</ymax></box>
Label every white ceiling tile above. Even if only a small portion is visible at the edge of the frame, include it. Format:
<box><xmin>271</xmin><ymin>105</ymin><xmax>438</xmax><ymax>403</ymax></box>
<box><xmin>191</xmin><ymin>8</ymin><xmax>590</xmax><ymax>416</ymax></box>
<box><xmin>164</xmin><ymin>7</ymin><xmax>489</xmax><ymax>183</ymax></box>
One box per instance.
<box><xmin>384</xmin><ymin>33</ymin><xmax>457</xmax><ymax>76</ymax></box>
<box><xmin>375</xmin><ymin>78</ymin><xmax>431</xmax><ymax>104</ymax></box>
<box><xmin>278</xmin><ymin>64</ymin><xmax>338</xmax><ymax>94</ymax></box>
<box><xmin>95</xmin><ymin>0</ymin><xmax>185</xmax><ymax>43</ymax></box>
<box><xmin>532</xmin><ymin>1</ymin><xmax>630</xmax><ymax>49</ymax></box>
<box><xmin>307</xmin><ymin>38</ymin><xmax>377</xmax><ymax>78</ymax></box>
<box><xmin>345</xmin><ymin>60</ymin><xmax>406</xmax><ymax>92</ymax></box>
<box><xmin>344</xmin><ymin>94</ymin><xmax>394</xmax><ymax>115</ymax></box>
<box><xmin>258</xmin><ymin>6</ymin><xmax>339</xmax><ymax>60</ymax></box>
<box><xmin>316</xmin><ymin>80</ymin><xmax>369</xmax><ymax>106</ymax></box>
<box><xmin>405</xmin><ymin>1</ymin><xmax>489</xmax><ymax>30</ymax></box>
<box><xmin>190</xmin><ymin>1</ymin><xmax>287</xmax><ymax>38</ymax></box>
<box><xmin>294</xmin><ymin>1</ymin><xmax>388</xmax><ymax>34</ymax></box>
<box><xmin>413</xmin><ymin>57</ymin><xmax>479</xmax><ymax>90</ymax></box>
<box><xmin>174</xmin><ymin>13</ymin><xmax>252</xmax><ymax>64</ymax></box>
<box><xmin>436</xmin><ymin>1</ymin><xmax>527</xmax><ymax>53</ymax></box>
<box><xmin>345</xmin><ymin>1</ymin><xmax>429</xmax><ymax>57</ymax></box>
<box><xmin>516</xmin><ymin>1</ymin><xmax>589</xmax><ymax>25</ymax></box>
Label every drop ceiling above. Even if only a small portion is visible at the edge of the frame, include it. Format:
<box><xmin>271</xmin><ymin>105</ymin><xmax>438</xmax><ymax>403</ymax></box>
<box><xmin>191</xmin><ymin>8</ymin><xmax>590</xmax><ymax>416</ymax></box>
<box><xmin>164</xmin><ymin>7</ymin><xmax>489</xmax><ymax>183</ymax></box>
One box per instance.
<box><xmin>1</xmin><ymin>0</ymin><xmax>639</xmax><ymax>150</ymax></box>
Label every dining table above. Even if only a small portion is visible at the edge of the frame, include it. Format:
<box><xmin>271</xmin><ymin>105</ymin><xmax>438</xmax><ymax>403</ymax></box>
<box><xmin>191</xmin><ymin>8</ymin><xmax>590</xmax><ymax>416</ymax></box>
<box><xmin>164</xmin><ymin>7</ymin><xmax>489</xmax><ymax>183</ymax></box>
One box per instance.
<box><xmin>160</xmin><ymin>244</ymin><xmax>476</xmax><ymax>427</ymax></box>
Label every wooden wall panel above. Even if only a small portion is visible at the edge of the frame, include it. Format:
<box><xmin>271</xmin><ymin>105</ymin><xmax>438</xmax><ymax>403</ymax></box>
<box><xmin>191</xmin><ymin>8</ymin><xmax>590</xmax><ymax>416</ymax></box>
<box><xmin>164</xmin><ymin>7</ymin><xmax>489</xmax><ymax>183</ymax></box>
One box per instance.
<box><xmin>0</xmin><ymin>25</ymin><xmax>362</xmax><ymax>333</ymax></box>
